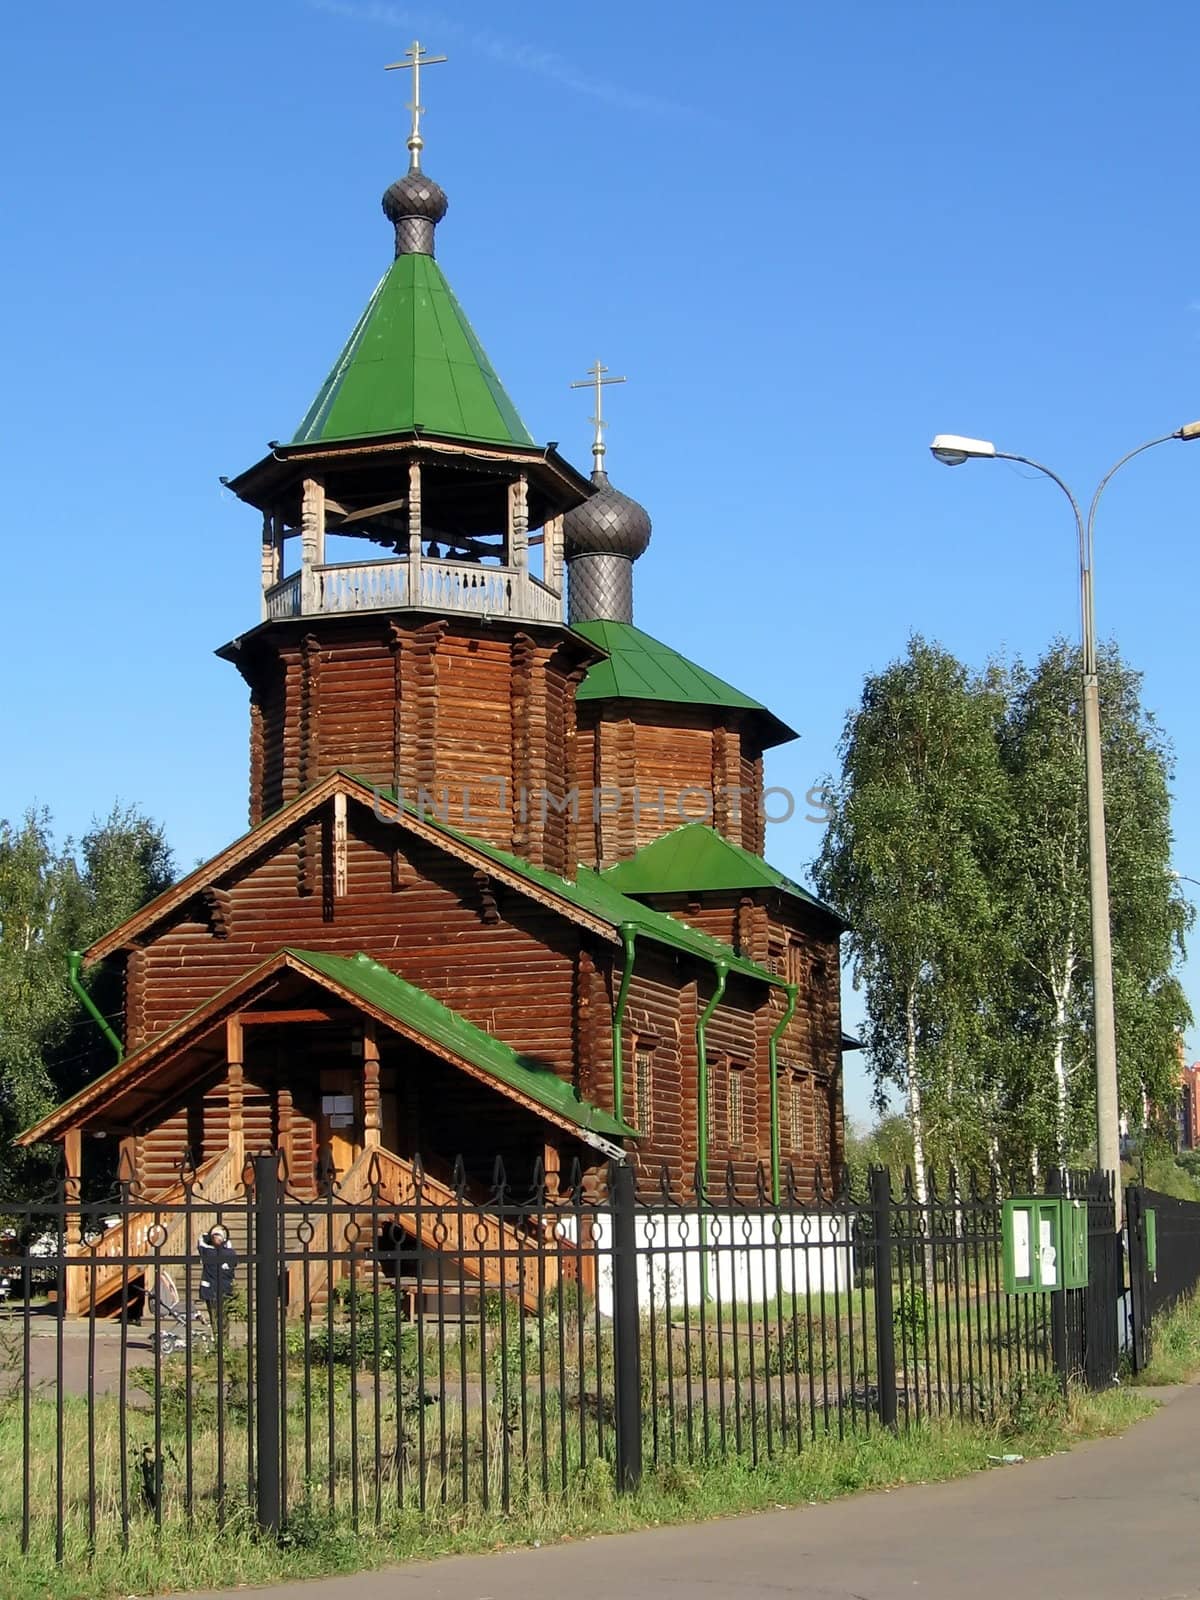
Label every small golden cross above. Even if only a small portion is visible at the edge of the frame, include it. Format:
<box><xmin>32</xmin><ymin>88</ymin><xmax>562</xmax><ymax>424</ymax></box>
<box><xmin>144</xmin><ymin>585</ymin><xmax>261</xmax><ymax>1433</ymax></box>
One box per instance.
<box><xmin>570</xmin><ymin>360</ymin><xmax>627</xmax><ymax>470</ymax></box>
<box><xmin>385</xmin><ymin>40</ymin><xmax>448</xmax><ymax>171</ymax></box>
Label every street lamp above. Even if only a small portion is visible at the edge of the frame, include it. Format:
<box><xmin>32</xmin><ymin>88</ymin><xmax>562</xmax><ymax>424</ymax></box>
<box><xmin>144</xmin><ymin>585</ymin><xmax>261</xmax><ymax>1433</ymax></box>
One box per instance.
<box><xmin>929</xmin><ymin>422</ymin><xmax>1200</xmax><ymax>1229</ymax></box>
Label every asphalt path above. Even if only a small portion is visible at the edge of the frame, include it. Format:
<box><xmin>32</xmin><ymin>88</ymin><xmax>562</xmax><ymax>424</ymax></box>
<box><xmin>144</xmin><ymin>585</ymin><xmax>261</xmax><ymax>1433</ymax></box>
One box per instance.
<box><xmin>195</xmin><ymin>1383</ymin><xmax>1200</xmax><ymax>1600</ymax></box>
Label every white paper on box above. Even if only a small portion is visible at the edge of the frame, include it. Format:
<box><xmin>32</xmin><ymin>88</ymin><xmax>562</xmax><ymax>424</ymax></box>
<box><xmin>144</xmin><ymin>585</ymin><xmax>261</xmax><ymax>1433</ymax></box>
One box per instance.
<box><xmin>1012</xmin><ymin>1207</ymin><xmax>1031</xmax><ymax>1281</ymax></box>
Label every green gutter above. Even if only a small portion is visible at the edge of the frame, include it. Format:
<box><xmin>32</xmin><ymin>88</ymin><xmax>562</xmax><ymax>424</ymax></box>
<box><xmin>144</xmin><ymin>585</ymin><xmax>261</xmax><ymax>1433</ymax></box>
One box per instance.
<box><xmin>696</xmin><ymin>960</ymin><xmax>728</xmax><ymax>1190</ymax></box>
<box><xmin>696</xmin><ymin>959</ymin><xmax>728</xmax><ymax>1302</ymax></box>
<box><xmin>68</xmin><ymin>950</ymin><xmax>124</xmax><ymax>1063</ymax></box>
<box><xmin>611</xmin><ymin>924</ymin><xmax>638</xmax><ymax>1126</ymax></box>
<box><xmin>768</xmin><ymin>984</ymin><xmax>798</xmax><ymax>1205</ymax></box>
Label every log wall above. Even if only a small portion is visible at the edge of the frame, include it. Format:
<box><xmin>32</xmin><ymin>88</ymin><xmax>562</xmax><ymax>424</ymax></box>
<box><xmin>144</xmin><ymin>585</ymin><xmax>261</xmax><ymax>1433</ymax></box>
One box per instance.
<box><xmin>573</xmin><ymin>704</ymin><xmax>770</xmax><ymax>866</ymax></box>
<box><xmin>234</xmin><ymin>617</ymin><xmax>590</xmax><ymax>875</ymax></box>
<box><xmin>132</xmin><ymin>801</ymin><xmax>582</xmax><ymax>1078</ymax></box>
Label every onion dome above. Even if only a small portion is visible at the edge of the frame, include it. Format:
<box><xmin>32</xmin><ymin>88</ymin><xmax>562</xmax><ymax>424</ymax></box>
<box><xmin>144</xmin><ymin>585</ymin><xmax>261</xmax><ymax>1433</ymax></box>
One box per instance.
<box><xmin>565</xmin><ymin>361</ymin><xmax>652</xmax><ymax>623</ymax></box>
<box><xmin>382</xmin><ymin>169</ymin><xmax>449</xmax><ymax>258</ymax></box>
<box><xmin>564</xmin><ymin>469</ymin><xmax>652</xmax><ymax>560</ymax></box>
<box><xmin>565</xmin><ymin>468</ymin><xmax>652</xmax><ymax>625</ymax></box>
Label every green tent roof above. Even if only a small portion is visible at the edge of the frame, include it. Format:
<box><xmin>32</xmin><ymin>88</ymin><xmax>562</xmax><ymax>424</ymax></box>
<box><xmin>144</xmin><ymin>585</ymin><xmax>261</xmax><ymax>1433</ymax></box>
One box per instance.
<box><xmin>600</xmin><ymin>824</ymin><xmax>844</xmax><ymax>924</ymax></box>
<box><xmin>360</xmin><ymin>780</ymin><xmax>778</xmax><ymax>989</ymax></box>
<box><xmin>288</xmin><ymin>948</ymin><xmax>634</xmax><ymax>1139</ymax></box>
<box><xmin>293</xmin><ymin>253</ymin><xmax>533</xmax><ymax>448</ymax></box>
<box><xmin>571</xmin><ymin>620</ymin><xmax>797</xmax><ymax>745</ymax></box>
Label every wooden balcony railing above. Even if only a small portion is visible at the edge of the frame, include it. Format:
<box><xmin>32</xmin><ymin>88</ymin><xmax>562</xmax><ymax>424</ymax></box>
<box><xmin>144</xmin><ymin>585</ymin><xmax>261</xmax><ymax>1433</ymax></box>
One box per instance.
<box><xmin>263</xmin><ymin>558</ymin><xmax>562</xmax><ymax>626</ymax></box>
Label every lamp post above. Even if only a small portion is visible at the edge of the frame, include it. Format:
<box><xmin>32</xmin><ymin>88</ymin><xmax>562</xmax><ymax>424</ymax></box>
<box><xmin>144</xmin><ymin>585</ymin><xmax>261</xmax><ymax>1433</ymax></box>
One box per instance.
<box><xmin>929</xmin><ymin>423</ymin><xmax>1200</xmax><ymax>1230</ymax></box>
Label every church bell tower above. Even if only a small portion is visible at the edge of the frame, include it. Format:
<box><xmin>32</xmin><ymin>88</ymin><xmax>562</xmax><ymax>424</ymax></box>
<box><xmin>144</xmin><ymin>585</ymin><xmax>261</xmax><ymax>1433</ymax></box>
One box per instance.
<box><xmin>218</xmin><ymin>43</ymin><xmax>600</xmax><ymax>874</ymax></box>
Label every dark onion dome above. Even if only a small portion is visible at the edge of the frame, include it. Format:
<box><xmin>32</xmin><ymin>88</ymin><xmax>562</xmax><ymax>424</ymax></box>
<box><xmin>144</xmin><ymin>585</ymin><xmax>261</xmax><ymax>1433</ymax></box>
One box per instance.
<box><xmin>563</xmin><ymin>469</ymin><xmax>652</xmax><ymax>560</ymax></box>
<box><xmin>382</xmin><ymin>169</ymin><xmax>449</xmax><ymax>257</ymax></box>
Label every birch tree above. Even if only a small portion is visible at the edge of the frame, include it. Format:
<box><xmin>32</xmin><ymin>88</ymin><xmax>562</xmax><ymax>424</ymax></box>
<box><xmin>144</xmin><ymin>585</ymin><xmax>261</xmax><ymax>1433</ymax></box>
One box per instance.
<box><xmin>1000</xmin><ymin>642</ymin><xmax>1191</xmax><ymax>1165</ymax></box>
<box><xmin>814</xmin><ymin>639</ymin><xmax>1011</xmax><ymax>1194</ymax></box>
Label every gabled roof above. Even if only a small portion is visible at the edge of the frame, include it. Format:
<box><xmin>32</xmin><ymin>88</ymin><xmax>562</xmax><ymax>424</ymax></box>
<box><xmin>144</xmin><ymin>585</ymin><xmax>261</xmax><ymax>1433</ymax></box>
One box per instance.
<box><xmin>84</xmin><ymin>773</ymin><xmax>616</xmax><ymax>963</ymax></box>
<box><xmin>363</xmin><ymin>783</ymin><xmax>780</xmax><ymax>989</ymax></box>
<box><xmin>292</xmin><ymin>254</ymin><xmax>533</xmax><ymax>449</ymax></box>
<box><xmin>570</xmin><ymin>620</ymin><xmax>797</xmax><ymax>748</ymax></box>
<box><xmin>85</xmin><ymin>772</ymin><xmax>779</xmax><ymax>991</ymax></box>
<box><xmin>600</xmin><ymin>824</ymin><xmax>845</xmax><ymax>927</ymax></box>
<box><xmin>292</xmin><ymin>950</ymin><xmax>632</xmax><ymax>1139</ymax></box>
<box><xmin>20</xmin><ymin>949</ymin><xmax>633</xmax><ymax>1148</ymax></box>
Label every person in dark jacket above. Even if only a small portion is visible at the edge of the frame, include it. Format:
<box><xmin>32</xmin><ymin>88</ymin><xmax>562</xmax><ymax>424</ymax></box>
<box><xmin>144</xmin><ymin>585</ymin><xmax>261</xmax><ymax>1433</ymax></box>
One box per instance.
<box><xmin>198</xmin><ymin>1225</ymin><xmax>237</xmax><ymax>1331</ymax></box>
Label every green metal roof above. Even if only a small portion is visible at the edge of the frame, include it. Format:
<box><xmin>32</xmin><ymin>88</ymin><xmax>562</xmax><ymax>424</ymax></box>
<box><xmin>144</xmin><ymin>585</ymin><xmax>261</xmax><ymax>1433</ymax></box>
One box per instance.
<box><xmin>287</xmin><ymin>948</ymin><xmax>634</xmax><ymax>1139</ymax></box>
<box><xmin>360</xmin><ymin>780</ymin><xmax>778</xmax><ymax>988</ymax></box>
<box><xmin>571</xmin><ymin>620</ymin><xmax>797</xmax><ymax>745</ymax></box>
<box><xmin>293</xmin><ymin>253</ymin><xmax>533</xmax><ymax>448</ymax></box>
<box><xmin>600</xmin><ymin>823</ymin><xmax>843</xmax><ymax>923</ymax></box>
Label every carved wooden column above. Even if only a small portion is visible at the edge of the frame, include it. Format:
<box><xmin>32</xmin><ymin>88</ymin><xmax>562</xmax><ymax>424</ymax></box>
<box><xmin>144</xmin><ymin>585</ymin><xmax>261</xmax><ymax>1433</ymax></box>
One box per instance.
<box><xmin>508</xmin><ymin>471</ymin><xmax>529</xmax><ymax>574</ymax></box>
<box><xmin>543</xmin><ymin>1139</ymin><xmax>561</xmax><ymax>1201</ymax></box>
<box><xmin>408</xmin><ymin>461</ymin><xmax>423</xmax><ymax>599</ymax></box>
<box><xmin>260</xmin><ymin>510</ymin><xmax>283</xmax><ymax>619</ymax></box>
<box><xmin>543</xmin><ymin>513</ymin><xmax>564</xmax><ymax>597</ymax></box>
<box><xmin>63</xmin><ymin>1128</ymin><xmax>82</xmax><ymax>1249</ymax></box>
<box><xmin>226</xmin><ymin>1017</ymin><xmax>245</xmax><ymax>1166</ymax></box>
<box><xmin>363</xmin><ymin>1020</ymin><xmax>382</xmax><ymax>1149</ymax></box>
<box><xmin>277</xmin><ymin>1084</ymin><xmax>294</xmax><ymax>1181</ymax></box>
<box><xmin>300</xmin><ymin>478</ymin><xmax>325</xmax><ymax>615</ymax></box>
<box><xmin>332</xmin><ymin>791</ymin><xmax>348</xmax><ymax>899</ymax></box>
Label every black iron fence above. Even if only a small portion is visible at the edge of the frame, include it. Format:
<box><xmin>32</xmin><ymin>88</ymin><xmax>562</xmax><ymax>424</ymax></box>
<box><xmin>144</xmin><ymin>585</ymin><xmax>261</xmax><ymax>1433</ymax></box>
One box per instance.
<box><xmin>0</xmin><ymin>1153</ymin><xmax>1120</xmax><ymax>1564</ymax></box>
<box><xmin>1127</xmin><ymin>1184</ymin><xmax>1200</xmax><ymax>1371</ymax></box>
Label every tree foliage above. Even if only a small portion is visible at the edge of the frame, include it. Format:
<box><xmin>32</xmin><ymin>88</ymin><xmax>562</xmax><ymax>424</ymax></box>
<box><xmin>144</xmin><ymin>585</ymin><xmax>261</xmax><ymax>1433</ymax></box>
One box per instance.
<box><xmin>817</xmin><ymin>635</ymin><xmax>1191</xmax><ymax>1176</ymax></box>
<box><xmin>0</xmin><ymin>804</ymin><xmax>173</xmax><ymax>1185</ymax></box>
<box><xmin>814</xmin><ymin>637</ymin><xmax>1012</xmax><ymax>1190</ymax></box>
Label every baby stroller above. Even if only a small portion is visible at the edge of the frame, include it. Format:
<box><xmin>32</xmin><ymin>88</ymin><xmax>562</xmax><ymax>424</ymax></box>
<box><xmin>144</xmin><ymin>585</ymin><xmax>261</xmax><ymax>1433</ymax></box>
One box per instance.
<box><xmin>147</xmin><ymin>1268</ymin><xmax>212</xmax><ymax>1355</ymax></box>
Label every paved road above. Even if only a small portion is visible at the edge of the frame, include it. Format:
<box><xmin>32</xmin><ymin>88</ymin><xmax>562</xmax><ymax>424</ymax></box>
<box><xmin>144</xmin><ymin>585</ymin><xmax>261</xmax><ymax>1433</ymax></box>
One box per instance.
<box><xmin>196</xmin><ymin>1385</ymin><xmax>1200</xmax><ymax>1600</ymax></box>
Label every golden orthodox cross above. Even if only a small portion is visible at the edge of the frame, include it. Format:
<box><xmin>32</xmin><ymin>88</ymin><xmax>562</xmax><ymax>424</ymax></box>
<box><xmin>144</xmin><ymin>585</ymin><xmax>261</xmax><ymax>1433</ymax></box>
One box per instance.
<box><xmin>385</xmin><ymin>40</ymin><xmax>448</xmax><ymax>171</ymax></box>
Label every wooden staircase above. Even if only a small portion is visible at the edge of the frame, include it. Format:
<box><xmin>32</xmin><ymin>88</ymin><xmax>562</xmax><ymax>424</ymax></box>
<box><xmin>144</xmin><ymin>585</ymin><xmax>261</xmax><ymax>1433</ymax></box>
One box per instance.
<box><xmin>286</xmin><ymin>1147</ymin><xmax>580</xmax><ymax>1315</ymax></box>
<box><xmin>65</xmin><ymin>1149</ymin><xmax>243</xmax><ymax>1317</ymax></box>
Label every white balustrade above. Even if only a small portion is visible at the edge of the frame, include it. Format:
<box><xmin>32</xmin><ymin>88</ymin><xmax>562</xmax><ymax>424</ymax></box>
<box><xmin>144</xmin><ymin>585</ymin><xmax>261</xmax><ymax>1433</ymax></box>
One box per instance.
<box><xmin>263</xmin><ymin>558</ymin><xmax>562</xmax><ymax>625</ymax></box>
<box><xmin>264</xmin><ymin>572</ymin><xmax>302</xmax><ymax>620</ymax></box>
<box><xmin>317</xmin><ymin>559</ymin><xmax>410</xmax><ymax>613</ymax></box>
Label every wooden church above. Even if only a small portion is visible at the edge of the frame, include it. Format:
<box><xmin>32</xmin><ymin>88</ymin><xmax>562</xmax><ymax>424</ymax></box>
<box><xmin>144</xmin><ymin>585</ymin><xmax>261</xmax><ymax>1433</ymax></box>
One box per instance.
<box><xmin>20</xmin><ymin>54</ymin><xmax>849</xmax><ymax>1281</ymax></box>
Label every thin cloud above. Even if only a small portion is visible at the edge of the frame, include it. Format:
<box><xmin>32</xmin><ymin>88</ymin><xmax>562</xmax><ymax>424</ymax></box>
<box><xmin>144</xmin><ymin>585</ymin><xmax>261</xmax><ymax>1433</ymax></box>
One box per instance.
<box><xmin>309</xmin><ymin>0</ymin><xmax>702</xmax><ymax>122</ymax></box>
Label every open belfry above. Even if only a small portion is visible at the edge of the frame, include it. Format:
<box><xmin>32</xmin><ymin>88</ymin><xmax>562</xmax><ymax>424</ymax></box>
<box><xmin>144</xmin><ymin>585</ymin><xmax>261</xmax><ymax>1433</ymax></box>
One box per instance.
<box><xmin>21</xmin><ymin>47</ymin><xmax>849</xmax><ymax>1310</ymax></box>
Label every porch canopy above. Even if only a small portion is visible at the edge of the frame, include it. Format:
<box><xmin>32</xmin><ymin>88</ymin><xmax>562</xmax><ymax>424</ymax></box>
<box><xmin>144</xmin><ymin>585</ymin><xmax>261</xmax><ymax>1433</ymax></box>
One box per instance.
<box><xmin>18</xmin><ymin>948</ymin><xmax>635</xmax><ymax>1163</ymax></box>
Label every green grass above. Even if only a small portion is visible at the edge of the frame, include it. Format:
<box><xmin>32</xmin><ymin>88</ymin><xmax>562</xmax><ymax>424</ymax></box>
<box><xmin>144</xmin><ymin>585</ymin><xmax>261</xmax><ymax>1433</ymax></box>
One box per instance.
<box><xmin>0</xmin><ymin>1368</ymin><xmax>1158</xmax><ymax>1600</ymax></box>
<box><xmin>1131</xmin><ymin>1288</ymin><xmax>1200</xmax><ymax>1386</ymax></box>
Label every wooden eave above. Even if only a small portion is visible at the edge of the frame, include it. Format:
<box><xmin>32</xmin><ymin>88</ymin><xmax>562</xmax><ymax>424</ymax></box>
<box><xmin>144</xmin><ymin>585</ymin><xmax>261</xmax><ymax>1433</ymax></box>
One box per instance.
<box><xmin>19</xmin><ymin>951</ymin><xmax>609</xmax><ymax>1149</ymax></box>
<box><xmin>83</xmin><ymin>773</ymin><xmax>621</xmax><ymax>965</ymax></box>
<box><xmin>226</xmin><ymin>433</ymin><xmax>593</xmax><ymax>525</ymax></box>
<box><xmin>215</xmin><ymin>609</ymin><xmax>609</xmax><ymax>677</ymax></box>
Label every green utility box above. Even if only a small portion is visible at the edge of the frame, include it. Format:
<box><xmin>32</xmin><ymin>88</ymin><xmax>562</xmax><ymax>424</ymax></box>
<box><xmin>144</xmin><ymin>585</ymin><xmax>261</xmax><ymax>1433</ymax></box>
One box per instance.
<box><xmin>1002</xmin><ymin>1196</ymin><xmax>1088</xmax><ymax>1294</ymax></box>
<box><xmin>1145</xmin><ymin>1208</ymin><xmax>1158</xmax><ymax>1277</ymax></box>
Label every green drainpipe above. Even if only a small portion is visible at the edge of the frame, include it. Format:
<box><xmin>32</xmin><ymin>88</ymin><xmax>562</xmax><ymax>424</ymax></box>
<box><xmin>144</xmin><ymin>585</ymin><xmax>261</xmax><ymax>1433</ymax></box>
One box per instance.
<box><xmin>68</xmin><ymin>950</ymin><xmax>123</xmax><ymax>1063</ymax></box>
<box><xmin>696</xmin><ymin>960</ymin><xmax>728</xmax><ymax>1188</ymax></box>
<box><xmin>696</xmin><ymin>960</ymin><xmax>728</xmax><ymax>1301</ymax></box>
<box><xmin>769</xmin><ymin>984</ymin><xmax>799</xmax><ymax>1206</ymax></box>
<box><xmin>611</xmin><ymin>924</ymin><xmax>638</xmax><ymax>1126</ymax></box>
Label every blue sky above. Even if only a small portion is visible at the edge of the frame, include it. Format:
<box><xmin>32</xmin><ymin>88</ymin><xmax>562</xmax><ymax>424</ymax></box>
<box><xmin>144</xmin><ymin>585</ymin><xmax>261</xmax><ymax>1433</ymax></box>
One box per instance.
<box><xmin>4</xmin><ymin>0</ymin><xmax>1198</xmax><ymax>1124</ymax></box>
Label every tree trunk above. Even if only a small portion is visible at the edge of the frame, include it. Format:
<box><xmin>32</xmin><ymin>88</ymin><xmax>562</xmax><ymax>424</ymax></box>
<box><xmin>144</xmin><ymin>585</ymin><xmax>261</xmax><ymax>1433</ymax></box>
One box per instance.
<box><xmin>905</xmin><ymin>989</ymin><xmax>934</xmax><ymax>1292</ymax></box>
<box><xmin>906</xmin><ymin>991</ymin><xmax>928</xmax><ymax>1209</ymax></box>
<box><xmin>1050</xmin><ymin>936</ymin><xmax>1074</xmax><ymax>1167</ymax></box>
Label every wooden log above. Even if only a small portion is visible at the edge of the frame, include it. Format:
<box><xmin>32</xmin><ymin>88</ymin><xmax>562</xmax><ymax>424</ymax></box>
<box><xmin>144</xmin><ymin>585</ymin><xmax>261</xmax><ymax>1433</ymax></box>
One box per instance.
<box><xmin>226</xmin><ymin>1018</ymin><xmax>245</xmax><ymax>1166</ymax></box>
<box><xmin>363</xmin><ymin>1021</ymin><xmax>382</xmax><ymax>1149</ymax></box>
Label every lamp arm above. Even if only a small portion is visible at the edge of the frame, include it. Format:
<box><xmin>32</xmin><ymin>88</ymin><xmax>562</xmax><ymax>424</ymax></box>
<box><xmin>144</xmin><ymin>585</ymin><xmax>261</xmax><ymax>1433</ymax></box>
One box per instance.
<box><xmin>995</xmin><ymin>451</ymin><xmax>1088</xmax><ymax>660</ymax></box>
<box><xmin>1082</xmin><ymin>432</ymin><xmax>1179</xmax><ymax>675</ymax></box>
